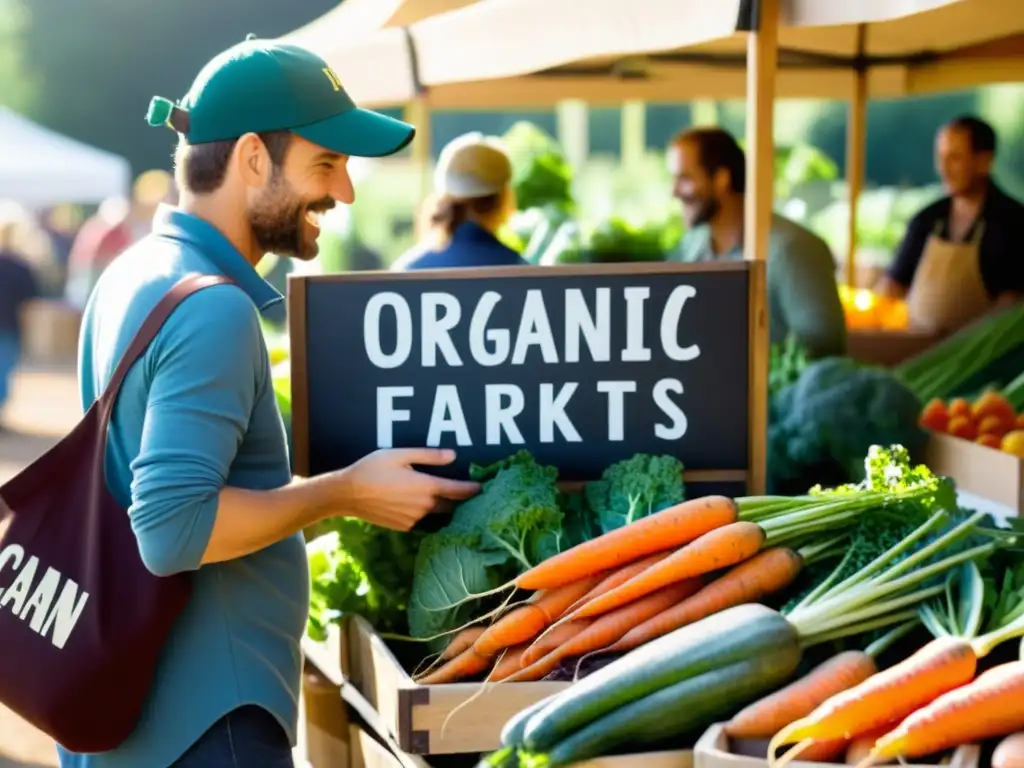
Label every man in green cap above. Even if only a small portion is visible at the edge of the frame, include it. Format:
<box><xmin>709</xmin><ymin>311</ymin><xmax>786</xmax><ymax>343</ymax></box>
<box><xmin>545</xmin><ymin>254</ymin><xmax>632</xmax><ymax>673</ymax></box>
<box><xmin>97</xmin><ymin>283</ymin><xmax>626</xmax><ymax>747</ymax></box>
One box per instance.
<box><xmin>61</xmin><ymin>37</ymin><xmax>478</xmax><ymax>768</ymax></box>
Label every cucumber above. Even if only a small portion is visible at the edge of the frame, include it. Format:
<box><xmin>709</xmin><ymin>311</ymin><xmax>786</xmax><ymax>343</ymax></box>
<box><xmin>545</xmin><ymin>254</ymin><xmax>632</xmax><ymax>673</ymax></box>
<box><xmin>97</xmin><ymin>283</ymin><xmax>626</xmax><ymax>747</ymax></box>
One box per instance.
<box><xmin>522</xmin><ymin>604</ymin><xmax>798</xmax><ymax>752</ymax></box>
<box><xmin>537</xmin><ymin>648</ymin><xmax>801</xmax><ymax>768</ymax></box>
<box><xmin>501</xmin><ymin>693</ymin><xmax>560</xmax><ymax>747</ymax></box>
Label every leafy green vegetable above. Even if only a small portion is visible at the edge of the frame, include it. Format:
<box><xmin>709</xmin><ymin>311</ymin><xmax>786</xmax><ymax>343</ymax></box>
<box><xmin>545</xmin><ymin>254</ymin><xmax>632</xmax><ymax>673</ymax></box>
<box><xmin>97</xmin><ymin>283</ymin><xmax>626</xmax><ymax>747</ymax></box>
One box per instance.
<box><xmin>408</xmin><ymin>452</ymin><xmax>563</xmax><ymax>647</ymax></box>
<box><xmin>767</xmin><ymin>357</ymin><xmax>928</xmax><ymax>493</ymax></box>
<box><xmin>584</xmin><ymin>454</ymin><xmax>686</xmax><ymax>535</ymax></box>
<box><xmin>585</xmin><ymin>216</ymin><xmax>676</xmax><ymax>263</ymax></box>
<box><xmin>769</xmin><ymin>334</ymin><xmax>810</xmax><ymax>397</ymax></box>
<box><xmin>306</xmin><ymin>519</ymin><xmax>424</xmax><ymax>640</ymax></box>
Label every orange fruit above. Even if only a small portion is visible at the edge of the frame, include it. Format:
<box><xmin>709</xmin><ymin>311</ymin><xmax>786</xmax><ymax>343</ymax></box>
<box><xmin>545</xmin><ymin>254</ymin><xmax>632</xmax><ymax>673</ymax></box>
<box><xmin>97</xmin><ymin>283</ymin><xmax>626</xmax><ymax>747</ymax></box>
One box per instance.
<box><xmin>948</xmin><ymin>415</ymin><xmax>978</xmax><ymax>441</ymax></box>
<box><xmin>977</xmin><ymin>433</ymin><xmax>1002</xmax><ymax>449</ymax></box>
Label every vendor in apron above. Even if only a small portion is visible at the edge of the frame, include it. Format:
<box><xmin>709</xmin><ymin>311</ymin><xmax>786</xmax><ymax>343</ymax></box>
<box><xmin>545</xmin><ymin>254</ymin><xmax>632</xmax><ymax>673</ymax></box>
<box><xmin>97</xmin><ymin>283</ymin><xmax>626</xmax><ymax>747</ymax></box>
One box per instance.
<box><xmin>876</xmin><ymin>115</ymin><xmax>1024</xmax><ymax>334</ymax></box>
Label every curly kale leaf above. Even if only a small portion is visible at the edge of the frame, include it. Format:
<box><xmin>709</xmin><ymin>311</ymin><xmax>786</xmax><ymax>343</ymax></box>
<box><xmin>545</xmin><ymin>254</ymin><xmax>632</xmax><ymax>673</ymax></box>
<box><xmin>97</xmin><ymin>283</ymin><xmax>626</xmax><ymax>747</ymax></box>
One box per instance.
<box><xmin>409</xmin><ymin>452</ymin><xmax>563</xmax><ymax>643</ymax></box>
<box><xmin>584</xmin><ymin>454</ymin><xmax>685</xmax><ymax>535</ymax></box>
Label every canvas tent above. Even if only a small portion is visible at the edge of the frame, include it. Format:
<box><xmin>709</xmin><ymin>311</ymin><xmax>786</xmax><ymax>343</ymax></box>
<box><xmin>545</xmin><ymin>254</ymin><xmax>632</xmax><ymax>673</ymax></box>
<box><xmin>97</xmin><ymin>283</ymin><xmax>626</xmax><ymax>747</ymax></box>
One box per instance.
<box><xmin>291</xmin><ymin>0</ymin><xmax>1023</xmax><ymax>108</ymax></box>
<box><xmin>0</xmin><ymin>107</ymin><xmax>131</xmax><ymax>206</ymax></box>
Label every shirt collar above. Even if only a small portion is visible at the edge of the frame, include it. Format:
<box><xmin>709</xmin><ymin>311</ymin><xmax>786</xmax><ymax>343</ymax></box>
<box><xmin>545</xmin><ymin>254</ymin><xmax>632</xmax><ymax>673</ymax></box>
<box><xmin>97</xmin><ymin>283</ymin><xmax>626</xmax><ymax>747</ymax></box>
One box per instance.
<box><xmin>451</xmin><ymin>220</ymin><xmax>499</xmax><ymax>245</ymax></box>
<box><xmin>151</xmin><ymin>205</ymin><xmax>284</xmax><ymax>314</ymax></box>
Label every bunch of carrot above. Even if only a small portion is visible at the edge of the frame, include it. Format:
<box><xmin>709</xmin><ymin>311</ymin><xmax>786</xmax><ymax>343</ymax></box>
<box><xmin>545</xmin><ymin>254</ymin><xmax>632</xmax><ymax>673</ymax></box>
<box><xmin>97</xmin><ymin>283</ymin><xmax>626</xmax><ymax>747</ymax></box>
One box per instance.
<box><xmin>414</xmin><ymin>494</ymin><xmax>832</xmax><ymax>685</ymax></box>
<box><xmin>762</xmin><ymin>557</ymin><xmax>1024</xmax><ymax>768</ymax></box>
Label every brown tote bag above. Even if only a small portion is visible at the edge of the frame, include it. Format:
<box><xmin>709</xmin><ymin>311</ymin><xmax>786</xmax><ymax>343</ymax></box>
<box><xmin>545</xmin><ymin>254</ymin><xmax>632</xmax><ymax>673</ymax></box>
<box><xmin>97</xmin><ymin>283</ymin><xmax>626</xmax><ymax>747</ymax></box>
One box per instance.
<box><xmin>0</xmin><ymin>273</ymin><xmax>231</xmax><ymax>753</ymax></box>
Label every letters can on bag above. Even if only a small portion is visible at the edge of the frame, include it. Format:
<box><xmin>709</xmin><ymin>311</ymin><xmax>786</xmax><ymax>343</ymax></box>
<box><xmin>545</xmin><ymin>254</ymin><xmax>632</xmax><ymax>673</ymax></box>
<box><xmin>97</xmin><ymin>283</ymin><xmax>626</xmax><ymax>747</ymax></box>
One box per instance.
<box><xmin>0</xmin><ymin>274</ymin><xmax>231</xmax><ymax>753</ymax></box>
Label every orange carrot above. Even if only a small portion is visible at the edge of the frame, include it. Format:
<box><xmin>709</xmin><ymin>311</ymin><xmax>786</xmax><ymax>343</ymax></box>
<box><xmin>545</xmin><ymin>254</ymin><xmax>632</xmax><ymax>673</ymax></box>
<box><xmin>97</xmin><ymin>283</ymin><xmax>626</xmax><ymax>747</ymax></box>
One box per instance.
<box><xmin>519</xmin><ymin>579</ymin><xmax>702</xmax><ymax>680</ymax></box>
<box><xmin>513</xmin><ymin>496</ymin><xmax>738</xmax><ymax>591</ymax></box>
<box><xmin>520</xmin><ymin>619</ymin><xmax>591</xmax><ymax>668</ymax></box>
<box><xmin>727</xmin><ymin>651</ymin><xmax>878</xmax><ymax>738</ymax></box>
<box><xmin>564</xmin><ymin>521</ymin><xmax>764</xmax><ymax>621</ymax></box>
<box><xmin>863</xmin><ymin>660</ymin><xmax>1024</xmax><ymax>766</ymax></box>
<box><xmin>531</xmin><ymin>574</ymin><xmax>607</xmax><ymax>623</ymax></box>
<box><xmin>415</xmin><ymin>646</ymin><xmax>491</xmax><ymax>685</ymax></box>
<box><xmin>993</xmin><ymin>732</ymin><xmax>1024</xmax><ymax>768</ymax></box>
<box><xmin>600</xmin><ymin>547</ymin><xmax>803</xmax><ymax>655</ymax></box>
<box><xmin>473</xmin><ymin>605</ymin><xmax>550</xmax><ymax>658</ymax></box>
<box><xmin>770</xmin><ymin>636</ymin><xmax>977</xmax><ymax>763</ymax></box>
<box><xmin>488</xmin><ymin>643</ymin><xmax>532</xmax><ymax>681</ymax></box>
<box><xmin>440</xmin><ymin>626</ymin><xmax>487</xmax><ymax>661</ymax></box>
<box><xmin>473</xmin><ymin>575</ymin><xmax>605</xmax><ymax>657</ymax></box>
<box><xmin>562</xmin><ymin>551</ymin><xmax>673</xmax><ymax>616</ymax></box>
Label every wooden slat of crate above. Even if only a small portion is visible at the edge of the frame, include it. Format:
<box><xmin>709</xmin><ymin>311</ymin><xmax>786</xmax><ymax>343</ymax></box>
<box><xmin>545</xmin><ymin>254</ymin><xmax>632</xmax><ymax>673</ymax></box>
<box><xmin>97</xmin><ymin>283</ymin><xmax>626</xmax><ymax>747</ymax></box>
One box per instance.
<box><xmin>926</xmin><ymin>432</ymin><xmax>1024</xmax><ymax>515</ymax></box>
<box><xmin>343</xmin><ymin>615</ymin><xmax>567</xmax><ymax>754</ymax></box>
<box><xmin>694</xmin><ymin>723</ymin><xmax>979</xmax><ymax>768</ymax></box>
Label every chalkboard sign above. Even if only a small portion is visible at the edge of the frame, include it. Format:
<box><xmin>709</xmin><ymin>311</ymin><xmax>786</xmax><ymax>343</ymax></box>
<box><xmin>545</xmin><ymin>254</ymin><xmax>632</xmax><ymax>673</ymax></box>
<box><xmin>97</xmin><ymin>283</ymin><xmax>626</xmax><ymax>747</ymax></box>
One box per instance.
<box><xmin>289</xmin><ymin>262</ymin><xmax>767</xmax><ymax>492</ymax></box>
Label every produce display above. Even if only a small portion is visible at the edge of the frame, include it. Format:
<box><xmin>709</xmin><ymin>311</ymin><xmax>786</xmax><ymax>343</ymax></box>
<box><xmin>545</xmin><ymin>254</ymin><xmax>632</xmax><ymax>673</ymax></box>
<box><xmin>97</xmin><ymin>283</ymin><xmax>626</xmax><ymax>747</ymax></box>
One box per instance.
<box><xmin>895</xmin><ymin>305</ymin><xmax>1024</xmax><ymax>404</ymax></box>
<box><xmin>919</xmin><ymin>389</ymin><xmax>1024</xmax><ymax>456</ymax></box>
<box><xmin>468</xmin><ymin>446</ymin><xmax>1024</xmax><ymax>767</ymax></box>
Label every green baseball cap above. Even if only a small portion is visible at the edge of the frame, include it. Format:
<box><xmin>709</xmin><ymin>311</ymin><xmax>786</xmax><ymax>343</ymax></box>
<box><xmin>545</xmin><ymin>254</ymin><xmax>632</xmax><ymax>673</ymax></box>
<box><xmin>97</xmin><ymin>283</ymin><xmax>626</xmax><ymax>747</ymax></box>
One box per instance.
<box><xmin>146</xmin><ymin>35</ymin><xmax>415</xmax><ymax>158</ymax></box>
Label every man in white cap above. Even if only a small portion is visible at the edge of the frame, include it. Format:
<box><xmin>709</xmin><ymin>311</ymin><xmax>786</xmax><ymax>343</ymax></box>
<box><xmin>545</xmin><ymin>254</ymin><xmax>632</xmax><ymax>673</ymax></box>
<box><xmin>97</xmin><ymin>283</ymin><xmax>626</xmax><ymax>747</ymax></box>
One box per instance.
<box><xmin>394</xmin><ymin>132</ymin><xmax>528</xmax><ymax>270</ymax></box>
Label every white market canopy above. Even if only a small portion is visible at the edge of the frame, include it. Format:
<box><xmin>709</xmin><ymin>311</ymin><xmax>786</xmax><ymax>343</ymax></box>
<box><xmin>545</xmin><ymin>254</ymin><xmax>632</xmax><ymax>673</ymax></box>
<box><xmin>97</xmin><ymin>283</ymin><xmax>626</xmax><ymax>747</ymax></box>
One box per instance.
<box><xmin>289</xmin><ymin>0</ymin><xmax>1024</xmax><ymax>108</ymax></box>
<box><xmin>0</xmin><ymin>107</ymin><xmax>131</xmax><ymax>206</ymax></box>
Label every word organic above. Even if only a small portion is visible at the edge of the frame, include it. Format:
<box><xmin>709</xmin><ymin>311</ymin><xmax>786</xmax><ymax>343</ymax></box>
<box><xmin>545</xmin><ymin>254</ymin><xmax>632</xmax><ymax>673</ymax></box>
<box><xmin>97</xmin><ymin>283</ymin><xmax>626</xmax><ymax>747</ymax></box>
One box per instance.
<box><xmin>0</xmin><ymin>543</ymin><xmax>89</xmax><ymax>650</ymax></box>
<box><xmin>363</xmin><ymin>285</ymin><xmax>702</xmax><ymax>448</ymax></box>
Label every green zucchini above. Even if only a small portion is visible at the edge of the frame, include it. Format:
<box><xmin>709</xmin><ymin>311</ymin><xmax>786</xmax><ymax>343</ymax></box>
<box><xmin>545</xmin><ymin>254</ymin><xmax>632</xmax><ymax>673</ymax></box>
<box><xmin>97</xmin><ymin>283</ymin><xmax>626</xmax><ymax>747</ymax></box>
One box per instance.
<box><xmin>522</xmin><ymin>604</ymin><xmax>798</xmax><ymax>752</ymax></box>
<box><xmin>534</xmin><ymin>648</ymin><xmax>800</xmax><ymax>768</ymax></box>
<box><xmin>501</xmin><ymin>693</ymin><xmax>560</xmax><ymax>747</ymax></box>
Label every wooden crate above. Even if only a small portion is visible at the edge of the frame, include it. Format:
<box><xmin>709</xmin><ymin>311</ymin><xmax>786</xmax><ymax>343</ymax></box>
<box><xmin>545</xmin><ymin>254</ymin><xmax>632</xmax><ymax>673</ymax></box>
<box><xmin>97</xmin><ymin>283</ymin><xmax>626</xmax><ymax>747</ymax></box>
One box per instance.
<box><xmin>351</xmin><ymin>724</ymin><xmax>693</xmax><ymax>768</ymax></box>
<box><xmin>925</xmin><ymin>432</ymin><xmax>1024</xmax><ymax>515</ymax></box>
<box><xmin>694</xmin><ymin>723</ymin><xmax>979</xmax><ymax>768</ymax></box>
<box><xmin>301</xmin><ymin>664</ymin><xmax>351</xmax><ymax>768</ymax></box>
<box><xmin>342</xmin><ymin>615</ymin><xmax>568</xmax><ymax>754</ymax></box>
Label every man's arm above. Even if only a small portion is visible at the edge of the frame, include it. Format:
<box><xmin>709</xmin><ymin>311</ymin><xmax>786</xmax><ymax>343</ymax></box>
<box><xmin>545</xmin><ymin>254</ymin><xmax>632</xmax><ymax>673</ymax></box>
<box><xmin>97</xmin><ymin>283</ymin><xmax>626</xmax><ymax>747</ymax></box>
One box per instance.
<box><xmin>128</xmin><ymin>286</ymin><xmax>306</xmax><ymax>576</ymax></box>
<box><xmin>874</xmin><ymin>211</ymin><xmax>931</xmax><ymax>298</ymax></box>
<box><xmin>129</xmin><ymin>287</ymin><xmax>478</xmax><ymax>575</ymax></box>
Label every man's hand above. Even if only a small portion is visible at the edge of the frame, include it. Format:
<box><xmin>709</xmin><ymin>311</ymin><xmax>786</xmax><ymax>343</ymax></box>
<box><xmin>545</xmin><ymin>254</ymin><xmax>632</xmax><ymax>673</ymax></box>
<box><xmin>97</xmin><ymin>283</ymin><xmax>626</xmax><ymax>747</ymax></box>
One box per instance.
<box><xmin>323</xmin><ymin>448</ymin><xmax>480</xmax><ymax>531</ymax></box>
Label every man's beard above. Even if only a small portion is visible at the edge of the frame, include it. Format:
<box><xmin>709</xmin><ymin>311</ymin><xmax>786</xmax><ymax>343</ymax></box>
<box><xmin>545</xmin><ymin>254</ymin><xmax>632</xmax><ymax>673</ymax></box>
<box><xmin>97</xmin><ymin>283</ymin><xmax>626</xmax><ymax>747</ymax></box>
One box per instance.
<box><xmin>688</xmin><ymin>195</ymin><xmax>721</xmax><ymax>227</ymax></box>
<box><xmin>249</xmin><ymin>174</ymin><xmax>334</xmax><ymax>261</ymax></box>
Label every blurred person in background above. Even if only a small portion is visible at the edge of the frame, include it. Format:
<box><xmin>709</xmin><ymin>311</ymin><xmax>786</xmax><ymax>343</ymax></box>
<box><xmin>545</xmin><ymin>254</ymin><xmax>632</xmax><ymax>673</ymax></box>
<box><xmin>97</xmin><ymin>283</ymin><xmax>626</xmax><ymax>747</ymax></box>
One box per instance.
<box><xmin>0</xmin><ymin>219</ymin><xmax>41</xmax><ymax>430</ymax></box>
<box><xmin>65</xmin><ymin>169</ymin><xmax>177</xmax><ymax>309</ymax></box>
<box><xmin>875</xmin><ymin>115</ymin><xmax>1024</xmax><ymax>333</ymax></box>
<box><xmin>668</xmin><ymin>127</ymin><xmax>847</xmax><ymax>358</ymax></box>
<box><xmin>392</xmin><ymin>132</ymin><xmax>527</xmax><ymax>270</ymax></box>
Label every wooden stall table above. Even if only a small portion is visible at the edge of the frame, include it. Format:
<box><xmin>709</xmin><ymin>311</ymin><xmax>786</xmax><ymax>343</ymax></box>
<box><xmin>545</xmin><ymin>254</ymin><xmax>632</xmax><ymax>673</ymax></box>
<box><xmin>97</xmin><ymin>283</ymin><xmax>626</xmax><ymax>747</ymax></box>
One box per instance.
<box><xmin>846</xmin><ymin>328</ymin><xmax>940</xmax><ymax>367</ymax></box>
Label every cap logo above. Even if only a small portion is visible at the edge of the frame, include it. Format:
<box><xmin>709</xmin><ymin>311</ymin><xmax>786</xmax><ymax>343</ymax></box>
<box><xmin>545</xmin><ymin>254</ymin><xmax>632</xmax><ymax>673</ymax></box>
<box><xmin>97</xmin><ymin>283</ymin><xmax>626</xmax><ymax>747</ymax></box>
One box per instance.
<box><xmin>322</xmin><ymin>67</ymin><xmax>343</xmax><ymax>92</ymax></box>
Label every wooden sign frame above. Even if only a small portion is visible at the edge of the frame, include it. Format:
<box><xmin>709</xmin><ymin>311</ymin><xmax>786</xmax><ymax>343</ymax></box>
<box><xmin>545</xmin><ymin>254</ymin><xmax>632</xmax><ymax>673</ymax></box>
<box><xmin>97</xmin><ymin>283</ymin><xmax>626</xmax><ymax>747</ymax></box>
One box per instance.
<box><xmin>287</xmin><ymin>260</ymin><xmax>767</xmax><ymax>494</ymax></box>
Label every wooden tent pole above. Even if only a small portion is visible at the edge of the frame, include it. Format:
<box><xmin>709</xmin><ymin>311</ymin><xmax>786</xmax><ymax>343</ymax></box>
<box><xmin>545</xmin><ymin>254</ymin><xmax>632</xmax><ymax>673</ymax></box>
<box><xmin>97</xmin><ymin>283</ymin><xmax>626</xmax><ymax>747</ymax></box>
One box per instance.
<box><xmin>743</xmin><ymin>0</ymin><xmax>779</xmax><ymax>495</ymax></box>
<box><xmin>845</xmin><ymin>24</ymin><xmax>868</xmax><ymax>288</ymax></box>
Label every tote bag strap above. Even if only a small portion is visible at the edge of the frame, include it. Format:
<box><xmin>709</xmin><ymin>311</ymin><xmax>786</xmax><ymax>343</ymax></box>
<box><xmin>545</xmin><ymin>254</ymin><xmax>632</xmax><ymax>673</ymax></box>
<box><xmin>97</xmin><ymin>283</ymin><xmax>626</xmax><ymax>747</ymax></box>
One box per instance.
<box><xmin>97</xmin><ymin>274</ymin><xmax>234</xmax><ymax>418</ymax></box>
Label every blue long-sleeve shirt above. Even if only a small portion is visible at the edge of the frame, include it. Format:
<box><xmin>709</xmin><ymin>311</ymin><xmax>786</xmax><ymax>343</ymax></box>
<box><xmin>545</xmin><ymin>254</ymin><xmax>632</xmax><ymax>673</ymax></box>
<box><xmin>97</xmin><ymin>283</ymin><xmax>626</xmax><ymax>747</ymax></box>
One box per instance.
<box><xmin>59</xmin><ymin>206</ymin><xmax>307</xmax><ymax>768</ymax></box>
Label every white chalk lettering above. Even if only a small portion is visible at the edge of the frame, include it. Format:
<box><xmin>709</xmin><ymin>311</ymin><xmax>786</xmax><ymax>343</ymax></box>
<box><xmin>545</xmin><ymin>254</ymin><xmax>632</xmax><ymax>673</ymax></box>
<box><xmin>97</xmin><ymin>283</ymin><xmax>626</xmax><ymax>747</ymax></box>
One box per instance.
<box><xmin>621</xmin><ymin>287</ymin><xmax>651</xmax><ymax>362</ymax></box>
<box><xmin>564</xmin><ymin>288</ymin><xmax>610</xmax><ymax>363</ymax></box>
<box><xmin>364</xmin><ymin>292</ymin><xmax>413</xmax><ymax>369</ymax></box>
<box><xmin>485</xmin><ymin>384</ymin><xmax>525</xmax><ymax>445</ymax></box>
<box><xmin>512</xmin><ymin>290</ymin><xmax>559</xmax><ymax>365</ymax></box>
<box><xmin>653</xmin><ymin>378</ymin><xmax>688</xmax><ymax>440</ymax></box>
<box><xmin>376</xmin><ymin>386</ymin><xmax>414</xmax><ymax>447</ymax></box>
<box><xmin>426</xmin><ymin>385</ymin><xmax>472</xmax><ymax>446</ymax></box>
<box><xmin>539</xmin><ymin>383</ymin><xmax>582</xmax><ymax>443</ymax></box>
<box><xmin>468</xmin><ymin>291</ymin><xmax>509</xmax><ymax>366</ymax></box>
<box><xmin>660</xmin><ymin>286</ymin><xmax>701</xmax><ymax>362</ymax></box>
<box><xmin>597</xmin><ymin>381</ymin><xmax>637</xmax><ymax>441</ymax></box>
<box><xmin>0</xmin><ymin>545</ymin><xmax>89</xmax><ymax>650</ymax></box>
<box><xmin>421</xmin><ymin>292</ymin><xmax>462</xmax><ymax>367</ymax></box>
